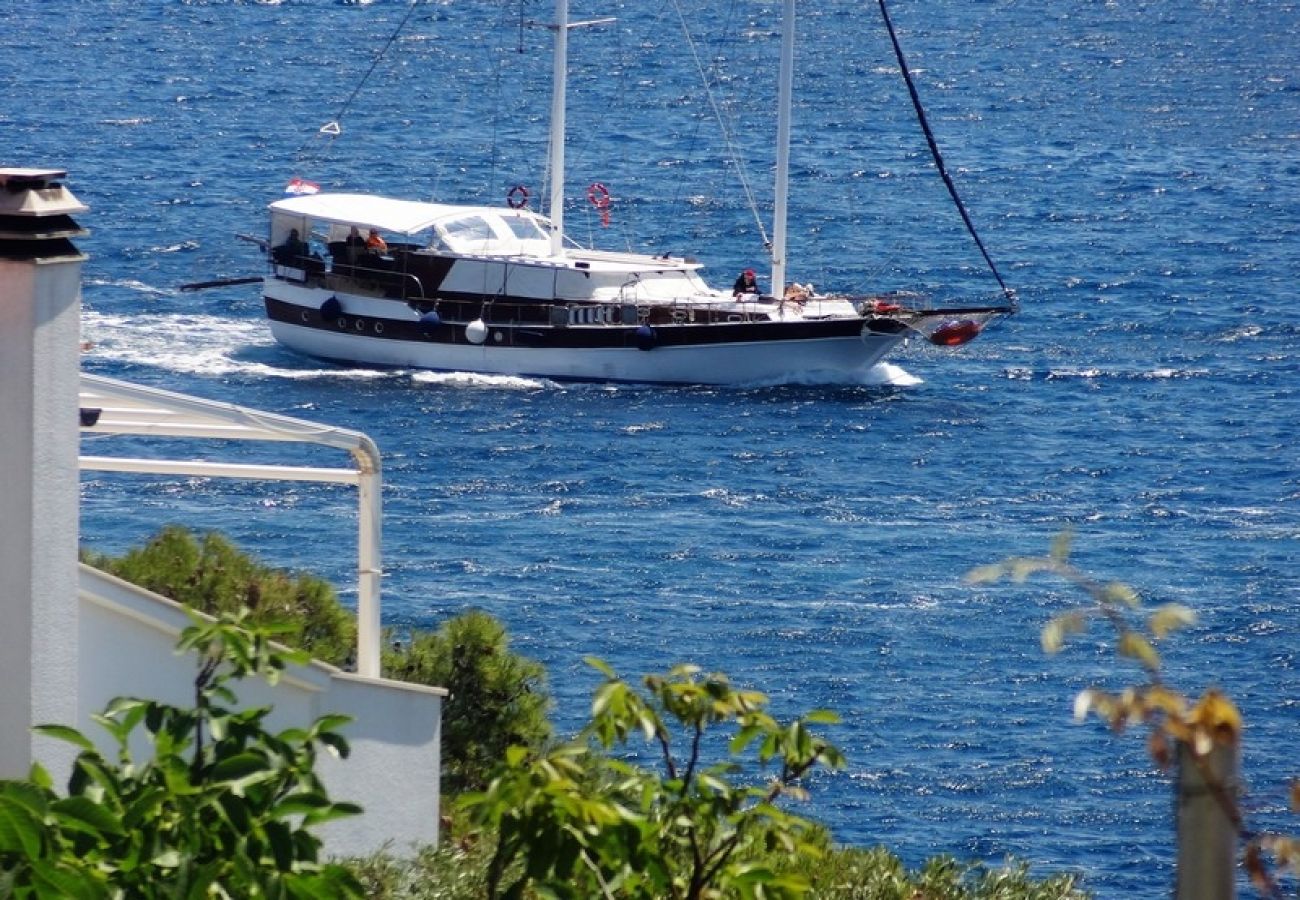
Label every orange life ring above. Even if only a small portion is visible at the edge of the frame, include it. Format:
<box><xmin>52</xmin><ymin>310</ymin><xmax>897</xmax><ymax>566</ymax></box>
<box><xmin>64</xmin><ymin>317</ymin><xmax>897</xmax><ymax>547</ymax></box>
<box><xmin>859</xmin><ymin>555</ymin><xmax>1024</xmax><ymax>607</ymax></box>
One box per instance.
<box><xmin>506</xmin><ymin>184</ymin><xmax>530</xmax><ymax>209</ymax></box>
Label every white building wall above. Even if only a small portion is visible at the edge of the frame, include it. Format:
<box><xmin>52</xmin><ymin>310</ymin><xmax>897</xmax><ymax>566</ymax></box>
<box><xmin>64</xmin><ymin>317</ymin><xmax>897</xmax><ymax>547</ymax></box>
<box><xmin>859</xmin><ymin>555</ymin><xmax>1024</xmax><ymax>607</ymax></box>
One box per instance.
<box><xmin>313</xmin><ymin>674</ymin><xmax>444</xmax><ymax>854</ymax></box>
<box><xmin>0</xmin><ymin>252</ymin><xmax>85</xmax><ymax>780</ymax></box>
<box><xmin>79</xmin><ymin>566</ymin><xmax>443</xmax><ymax>857</ymax></box>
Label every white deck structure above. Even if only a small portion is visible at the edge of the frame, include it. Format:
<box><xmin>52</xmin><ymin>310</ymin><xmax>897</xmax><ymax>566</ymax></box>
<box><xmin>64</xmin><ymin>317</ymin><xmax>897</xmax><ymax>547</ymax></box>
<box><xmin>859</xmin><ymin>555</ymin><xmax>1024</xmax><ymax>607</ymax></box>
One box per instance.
<box><xmin>76</xmin><ymin>373</ymin><xmax>445</xmax><ymax>855</ymax></box>
<box><xmin>78</xmin><ymin>373</ymin><xmax>386</xmax><ymax>677</ymax></box>
<box><xmin>1</xmin><ymin>167</ymin><xmax>444</xmax><ymax>858</ymax></box>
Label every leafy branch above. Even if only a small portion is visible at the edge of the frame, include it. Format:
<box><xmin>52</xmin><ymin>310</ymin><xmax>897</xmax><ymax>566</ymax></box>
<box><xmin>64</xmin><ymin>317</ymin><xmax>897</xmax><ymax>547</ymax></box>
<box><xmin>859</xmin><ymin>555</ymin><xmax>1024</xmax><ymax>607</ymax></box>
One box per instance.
<box><xmin>967</xmin><ymin>531</ymin><xmax>1299</xmax><ymax>897</ymax></box>
<box><xmin>460</xmin><ymin>658</ymin><xmax>845</xmax><ymax>900</ymax></box>
<box><xmin>0</xmin><ymin>609</ymin><xmax>363</xmax><ymax>899</ymax></box>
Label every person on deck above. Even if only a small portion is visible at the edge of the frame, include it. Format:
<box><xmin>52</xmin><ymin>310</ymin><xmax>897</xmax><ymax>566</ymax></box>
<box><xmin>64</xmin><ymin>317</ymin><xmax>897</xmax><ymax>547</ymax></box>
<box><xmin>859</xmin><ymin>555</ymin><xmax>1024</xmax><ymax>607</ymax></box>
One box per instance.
<box><xmin>342</xmin><ymin>226</ymin><xmax>367</xmax><ymax>264</ymax></box>
<box><xmin>273</xmin><ymin>228</ymin><xmax>308</xmax><ymax>265</ymax></box>
<box><xmin>732</xmin><ymin>268</ymin><xmax>759</xmax><ymax>298</ymax></box>
<box><xmin>366</xmin><ymin>228</ymin><xmax>388</xmax><ymax>253</ymax></box>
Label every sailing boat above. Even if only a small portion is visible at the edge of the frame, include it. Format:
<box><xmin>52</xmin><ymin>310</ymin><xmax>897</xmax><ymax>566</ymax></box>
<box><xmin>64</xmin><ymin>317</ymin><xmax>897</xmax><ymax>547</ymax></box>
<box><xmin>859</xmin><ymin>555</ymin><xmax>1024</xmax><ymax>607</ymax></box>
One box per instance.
<box><xmin>261</xmin><ymin>0</ymin><xmax>1012</xmax><ymax>385</ymax></box>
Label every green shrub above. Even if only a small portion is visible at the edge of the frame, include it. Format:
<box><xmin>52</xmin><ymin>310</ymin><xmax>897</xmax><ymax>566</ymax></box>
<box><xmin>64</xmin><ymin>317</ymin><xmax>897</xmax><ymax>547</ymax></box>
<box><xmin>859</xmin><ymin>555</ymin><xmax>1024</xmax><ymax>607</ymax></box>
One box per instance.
<box><xmin>349</xmin><ymin>828</ymin><xmax>496</xmax><ymax>900</ymax></box>
<box><xmin>383</xmin><ymin>609</ymin><xmax>551</xmax><ymax>794</ymax></box>
<box><xmin>0</xmin><ymin>611</ymin><xmax>362</xmax><ymax>899</ymax></box>
<box><xmin>386</xmin><ymin>657</ymin><xmax>1086</xmax><ymax>900</ymax></box>
<box><xmin>459</xmin><ymin>658</ymin><xmax>845</xmax><ymax>899</ymax></box>
<box><xmin>84</xmin><ymin>528</ymin><xmax>553</xmax><ymax>798</ymax></box>
<box><xmin>348</xmin><ymin>840</ymin><xmax>1090</xmax><ymax>900</ymax></box>
<box><xmin>796</xmin><ymin>848</ymin><xmax>1088</xmax><ymax>898</ymax></box>
<box><xmin>83</xmin><ymin>525</ymin><xmax>356</xmax><ymax>666</ymax></box>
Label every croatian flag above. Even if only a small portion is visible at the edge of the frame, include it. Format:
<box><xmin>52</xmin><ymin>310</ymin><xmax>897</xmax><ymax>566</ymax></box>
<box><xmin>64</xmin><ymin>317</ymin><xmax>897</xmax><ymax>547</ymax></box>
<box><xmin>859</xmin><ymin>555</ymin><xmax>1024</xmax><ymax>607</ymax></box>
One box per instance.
<box><xmin>284</xmin><ymin>176</ymin><xmax>320</xmax><ymax>196</ymax></box>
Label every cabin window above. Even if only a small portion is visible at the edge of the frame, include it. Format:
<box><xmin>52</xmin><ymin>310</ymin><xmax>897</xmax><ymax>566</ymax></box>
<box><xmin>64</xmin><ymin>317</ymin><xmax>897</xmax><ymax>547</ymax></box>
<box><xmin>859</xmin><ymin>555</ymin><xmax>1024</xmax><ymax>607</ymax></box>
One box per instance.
<box><xmin>442</xmin><ymin>216</ymin><xmax>494</xmax><ymax>245</ymax></box>
<box><xmin>502</xmin><ymin>216</ymin><xmax>546</xmax><ymax>242</ymax></box>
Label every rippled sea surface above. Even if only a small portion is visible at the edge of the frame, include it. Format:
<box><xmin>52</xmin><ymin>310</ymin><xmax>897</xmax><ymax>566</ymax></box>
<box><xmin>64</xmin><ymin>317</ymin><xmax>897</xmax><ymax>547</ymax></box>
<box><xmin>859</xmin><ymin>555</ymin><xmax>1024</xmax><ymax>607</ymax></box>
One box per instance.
<box><xmin>7</xmin><ymin>1</ymin><xmax>1298</xmax><ymax>895</ymax></box>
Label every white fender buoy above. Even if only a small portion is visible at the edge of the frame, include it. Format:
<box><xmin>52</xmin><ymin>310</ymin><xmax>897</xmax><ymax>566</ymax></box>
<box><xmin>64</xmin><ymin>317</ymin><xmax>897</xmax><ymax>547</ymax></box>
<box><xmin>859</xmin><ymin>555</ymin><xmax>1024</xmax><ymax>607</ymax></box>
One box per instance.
<box><xmin>466</xmin><ymin>318</ymin><xmax>488</xmax><ymax>345</ymax></box>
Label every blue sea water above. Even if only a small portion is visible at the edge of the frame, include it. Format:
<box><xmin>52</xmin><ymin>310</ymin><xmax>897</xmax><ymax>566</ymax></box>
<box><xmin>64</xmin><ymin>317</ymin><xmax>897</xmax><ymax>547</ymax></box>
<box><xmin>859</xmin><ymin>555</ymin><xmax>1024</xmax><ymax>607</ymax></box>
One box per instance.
<box><xmin>6</xmin><ymin>0</ymin><xmax>1299</xmax><ymax>894</ymax></box>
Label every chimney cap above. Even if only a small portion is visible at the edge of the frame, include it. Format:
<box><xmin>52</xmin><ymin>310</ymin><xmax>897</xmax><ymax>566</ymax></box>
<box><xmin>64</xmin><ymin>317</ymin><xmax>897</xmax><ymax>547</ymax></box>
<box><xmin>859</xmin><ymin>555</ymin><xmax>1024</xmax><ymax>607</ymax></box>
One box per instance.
<box><xmin>0</xmin><ymin>168</ymin><xmax>70</xmax><ymax>190</ymax></box>
<box><xmin>0</xmin><ymin>168</ymin><xmax>88</xmax><ymax>218</ymax></box>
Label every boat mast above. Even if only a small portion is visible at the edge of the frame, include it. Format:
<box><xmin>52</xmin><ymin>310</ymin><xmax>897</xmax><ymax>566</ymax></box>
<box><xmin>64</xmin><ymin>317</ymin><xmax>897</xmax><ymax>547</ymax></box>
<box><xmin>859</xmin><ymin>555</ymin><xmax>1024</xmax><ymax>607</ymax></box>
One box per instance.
<box><xmin>545</xmin><ymin>1</ymin><xmax>614</xmax><ymax>259</ymax></box>
<box><xmin>548</xmin><ymin>0</ymin><xmax>570</xmax><ymax>258</ymax></box>
<box><xmin>771</xmin><ymin>0</ymin><xmax>796</xmax><ymax>300</ymax></box>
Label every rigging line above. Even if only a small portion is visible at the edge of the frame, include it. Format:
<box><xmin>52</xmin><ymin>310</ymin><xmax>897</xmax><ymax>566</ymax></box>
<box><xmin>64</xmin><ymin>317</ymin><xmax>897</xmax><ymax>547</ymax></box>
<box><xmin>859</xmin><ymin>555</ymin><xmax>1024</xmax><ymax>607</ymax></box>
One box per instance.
<box><xmin>876</xmin><ymin>0</ymin><xmax>1018</xmax><ymax>310</ymax></box>
<box><xmin>295</xmin><ymin>0</ymin><xmax>422</xmax><ymax>167</ymax></box>
<box><xmin>648</xmin><ymin>1</ymin><xmax>705</xmax><ymax>251</ymax></box>
<box><xmin>669</xmin><ymin>0</ymin><xmax>770</xmax><ymax>249</ymax></box>
<box><xmin>604</xmin><ymin>16</ymin><xmax>639</xmax><ymax>253</ymax></box>
<box><xmin>484</xmin><ymin>0</ymin><xmax>522</xmax><ymax>200</ymax></box>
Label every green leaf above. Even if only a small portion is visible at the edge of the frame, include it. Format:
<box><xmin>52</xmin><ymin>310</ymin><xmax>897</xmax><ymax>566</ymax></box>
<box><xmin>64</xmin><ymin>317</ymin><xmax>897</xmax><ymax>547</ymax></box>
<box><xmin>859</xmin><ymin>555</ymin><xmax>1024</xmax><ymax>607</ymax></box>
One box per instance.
<box><xmin>1041</xmin><ymin>611</ymin><xmax>1087</xmax><ymax>654</ymax></box>
<box><xmin>266</xmin><ymin>820</ymin><xmax>295</xmax><ymax>871</ymax></box>
<box><xmin>28</xmin><ymin>860</ymin><xmax>104</xmax><ymax>900</ymax></box>
<box><xmin>963</xmin><ymin>563</ymin><xmax>1008</xmax><ymax>585</ymax></box>
<box><xmin>0</xmin><ymin>796</ymin><xmax>46</xmax><ymax>856</ymax></box>
<box><xmin>31</xmin><ymin>724</ymin><xmax>97</xmax><ymax>753</ymax></box>
<box><xmin>151</xmin><ymin>848</ymin><xmax>182</xmax><ymax>869</ymax></box>
<box><xmin>51</xmin><ymin>796</ymin><xmax>126</xmax><ymax>837</ymax></box>
<box><xmin>121</xmin><ymin>787</ymin><xmax>168</xmax><ymax>829</ymax></box>
<box><xmin>101</xmin><ymin>696</ymin><xmax>149</xmax><ymax>719</ymax></box>
<box><xmin>729</xmin><ymin>724</ymin><xmax>763</xmax><ymax>755</ymax></box>
<box><xmin>209</xmin><ymin>752</ymin><xmax>270</xmax><ymax>782</ymax></box>
<box><xmin>591</xmin><ymin>682</ymin><xmax>620</xmax><ymax>718</ymax></box>
<box><xmin>802</xmin><ymin>709</ymin><xmax>840</xmax><ymax>726</ymax></box>
<box><xmin>0</xmin><ymin>780</ymin><xmax>51</xmax><ymax>817</ymax></box>
<box><xmin>1049</xmin><ymin>530</ymin><xmax>1073</xmax><ymax>562</ymax></box>
<box><xmin>317</xmin><ymin>731</ymin><xmax>351</xmax><ymax>760</ymax></box>
<box><xmin>302</xmin><ymin>802</ymin><xmax>362</xmax><ymax>828</ymax></box>
<box><xmin>27</xmin><ymin>762</ymin><xmax>54</xmax><ymax>791</ymax></box>
<box><xmin>1102</xmin><ymin>581</ymin><xmax>1141</xmax><ymax>608</ymax></box>
<box><xmin>312</xmin><ymin>714</ymin><xmax>353</xmax><ymax>734</ymax></box>
<box><xmin>1117</xmin><ymin>632</ymin><xmax>1161</xmax><ymax>670</ymax></box>
<box><xmin>1149</xmin><ymin>603</ymin><xmax>1196</xmax><ymax>639</ymax></box>
<box><xmin>1009</xmin><ymin>558</ymin><xmax>1050</xmax><ymax>583</ymax></box>
<box><xmin>584</xmin><ymin>656</ymin><xmax>616</xmax><ymax>679</ymax></box>
<box><xmin>271</xmin><ymin>793</ymin><xmax>330</xmax><ymax>817</ymax></box>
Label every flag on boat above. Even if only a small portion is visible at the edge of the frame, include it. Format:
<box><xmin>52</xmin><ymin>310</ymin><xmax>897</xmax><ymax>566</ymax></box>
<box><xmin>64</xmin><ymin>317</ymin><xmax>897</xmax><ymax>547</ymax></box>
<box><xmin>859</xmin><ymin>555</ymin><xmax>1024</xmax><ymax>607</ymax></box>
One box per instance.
<box><xmin>284</xmin><ymin>176</ymin><xmax>320</xmax><ymax>196</ymax></box>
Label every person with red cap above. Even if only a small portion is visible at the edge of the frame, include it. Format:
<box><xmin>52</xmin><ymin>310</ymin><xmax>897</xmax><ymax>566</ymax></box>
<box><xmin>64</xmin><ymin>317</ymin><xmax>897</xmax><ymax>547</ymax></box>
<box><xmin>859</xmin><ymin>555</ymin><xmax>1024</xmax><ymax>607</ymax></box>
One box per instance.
<box><xmin>732</xmin><ymin>267</ymin><xmax>759</xmax><ymax>298</ymax></box>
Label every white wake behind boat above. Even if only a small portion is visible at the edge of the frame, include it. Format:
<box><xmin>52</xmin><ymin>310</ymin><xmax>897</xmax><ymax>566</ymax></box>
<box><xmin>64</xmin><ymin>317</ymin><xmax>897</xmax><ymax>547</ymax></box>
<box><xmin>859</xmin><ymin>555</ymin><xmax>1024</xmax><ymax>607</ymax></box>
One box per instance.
<box><xmin>261</xmin><ymin>0</ymin><xmax>1013</xmax><ymax>386</ymax></box>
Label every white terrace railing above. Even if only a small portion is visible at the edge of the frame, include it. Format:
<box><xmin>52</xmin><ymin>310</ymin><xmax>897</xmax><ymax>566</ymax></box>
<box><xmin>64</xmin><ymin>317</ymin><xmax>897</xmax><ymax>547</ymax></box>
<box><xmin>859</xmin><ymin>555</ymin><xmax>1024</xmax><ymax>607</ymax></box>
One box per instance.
<box><xmin>77</xmin><ymin>373</ymin><xmax>383</xmax><ymax>677</ymax></box>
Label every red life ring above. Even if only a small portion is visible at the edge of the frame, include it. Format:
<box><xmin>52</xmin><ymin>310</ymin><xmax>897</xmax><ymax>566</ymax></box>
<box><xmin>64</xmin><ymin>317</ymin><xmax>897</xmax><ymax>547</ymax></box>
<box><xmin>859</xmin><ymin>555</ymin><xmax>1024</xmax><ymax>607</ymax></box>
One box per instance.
<box><xmin>587</xmin><ymin>182</ymin><xmax>611</xmax><ymax>209</ymax></box>
<box><xmin>506</xmin><ymin>184</ymin><xmax>530</xmax><ymax>209</ymax></box>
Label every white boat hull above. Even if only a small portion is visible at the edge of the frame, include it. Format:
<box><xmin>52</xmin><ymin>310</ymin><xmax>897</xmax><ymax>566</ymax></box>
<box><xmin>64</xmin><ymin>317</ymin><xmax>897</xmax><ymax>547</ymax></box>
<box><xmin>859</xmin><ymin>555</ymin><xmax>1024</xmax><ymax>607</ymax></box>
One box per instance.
<box><xmin>266</xmin><ymin>311</ymin><xmax>906</xmax><ymax>385</ymax></box>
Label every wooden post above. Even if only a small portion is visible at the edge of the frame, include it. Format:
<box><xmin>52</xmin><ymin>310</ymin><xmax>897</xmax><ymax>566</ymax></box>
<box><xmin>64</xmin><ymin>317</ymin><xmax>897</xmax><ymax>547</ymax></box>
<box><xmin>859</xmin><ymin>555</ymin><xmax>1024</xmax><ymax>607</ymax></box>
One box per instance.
<box><xmin>1174</xmin><ymin>738</ymin><xmax>1239</xmax><ymax>900</ymax></box>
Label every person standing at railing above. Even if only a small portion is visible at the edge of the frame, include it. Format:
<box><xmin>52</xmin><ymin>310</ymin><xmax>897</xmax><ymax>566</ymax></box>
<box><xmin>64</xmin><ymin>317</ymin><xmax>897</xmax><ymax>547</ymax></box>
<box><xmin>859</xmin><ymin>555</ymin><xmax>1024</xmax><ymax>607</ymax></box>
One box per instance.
<box><xmin>732</xmin><ymin>268</ymin><xmax>758</xmax><ymax>298</ymax></box>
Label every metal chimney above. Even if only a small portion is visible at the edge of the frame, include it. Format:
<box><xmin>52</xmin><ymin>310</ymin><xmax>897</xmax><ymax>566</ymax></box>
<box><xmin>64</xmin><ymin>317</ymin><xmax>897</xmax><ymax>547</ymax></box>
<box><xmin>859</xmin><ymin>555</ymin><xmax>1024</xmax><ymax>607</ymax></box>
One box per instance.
<box><xmin>0</xmin><ymin>167</ymin><xmax>89</xmax><ymax>257</ymax></box>
<box><xmin>0</xmin><ymin>167</ymin><xmax>88</xmax><ymax>778</ymax></box>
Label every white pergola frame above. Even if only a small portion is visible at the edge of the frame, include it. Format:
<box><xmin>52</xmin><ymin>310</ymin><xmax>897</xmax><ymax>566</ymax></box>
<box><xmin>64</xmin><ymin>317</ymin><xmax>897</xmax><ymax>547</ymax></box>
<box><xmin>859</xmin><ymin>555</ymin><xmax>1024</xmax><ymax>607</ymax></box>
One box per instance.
<box><xmin>78</xmin><ymin>374</ymin><xmax>383</xmax><ymax>678</ymax></box>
